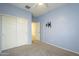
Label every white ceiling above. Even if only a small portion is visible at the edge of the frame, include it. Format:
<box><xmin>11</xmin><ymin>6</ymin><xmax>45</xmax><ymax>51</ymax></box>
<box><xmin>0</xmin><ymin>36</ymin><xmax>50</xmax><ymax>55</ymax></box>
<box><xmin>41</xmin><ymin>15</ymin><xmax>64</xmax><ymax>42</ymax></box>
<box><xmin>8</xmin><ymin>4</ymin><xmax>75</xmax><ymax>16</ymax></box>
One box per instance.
<box><xmin>11</xmin><ymin>3</ymin><xmax>66</xmax><ymax>17</ymax></box>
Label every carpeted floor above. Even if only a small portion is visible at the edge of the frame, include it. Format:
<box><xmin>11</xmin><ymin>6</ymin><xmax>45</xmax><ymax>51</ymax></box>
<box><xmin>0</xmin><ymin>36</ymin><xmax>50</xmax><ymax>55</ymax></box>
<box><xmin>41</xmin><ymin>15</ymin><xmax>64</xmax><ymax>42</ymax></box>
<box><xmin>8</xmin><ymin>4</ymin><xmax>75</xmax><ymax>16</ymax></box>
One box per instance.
<box><xmin>0</xmin><ymin>40</ymin><xmax>79</xmax><ymax>56</ymax></box>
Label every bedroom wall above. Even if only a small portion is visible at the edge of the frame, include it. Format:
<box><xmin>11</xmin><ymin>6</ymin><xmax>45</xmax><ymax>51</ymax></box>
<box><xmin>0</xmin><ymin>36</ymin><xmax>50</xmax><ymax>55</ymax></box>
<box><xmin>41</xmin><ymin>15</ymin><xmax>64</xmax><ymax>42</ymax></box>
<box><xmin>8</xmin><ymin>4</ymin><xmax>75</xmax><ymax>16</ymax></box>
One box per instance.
<box><xmin>0</xmin><ymin>15</ymin><xmax>2</xmax><ymax>52</ymax></box>
<box><xmin>36</xmin><ymin>4</ymin><xmax>79</xmax><ymax>52</ymax></box>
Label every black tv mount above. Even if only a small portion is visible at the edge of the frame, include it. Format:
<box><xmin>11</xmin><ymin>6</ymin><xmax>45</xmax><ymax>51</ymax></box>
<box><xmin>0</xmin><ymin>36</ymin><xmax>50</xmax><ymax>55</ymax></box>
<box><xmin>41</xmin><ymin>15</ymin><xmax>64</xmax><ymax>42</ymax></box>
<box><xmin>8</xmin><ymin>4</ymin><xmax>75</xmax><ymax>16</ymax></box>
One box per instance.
<box><xmin>46</xmin><ymin>22</ymin><xmax>51</xmax><ymax>28</ymax></box>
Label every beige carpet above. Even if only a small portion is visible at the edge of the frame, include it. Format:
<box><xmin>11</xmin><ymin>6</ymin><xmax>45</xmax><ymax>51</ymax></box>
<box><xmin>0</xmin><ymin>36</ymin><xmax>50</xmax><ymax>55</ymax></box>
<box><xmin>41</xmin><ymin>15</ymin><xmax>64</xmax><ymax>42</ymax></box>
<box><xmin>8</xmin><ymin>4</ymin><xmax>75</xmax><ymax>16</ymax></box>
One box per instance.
<box><xmin>0</xmin><ymin>40</ymin><xmax>79</xmax><ymax>56</ymax></box>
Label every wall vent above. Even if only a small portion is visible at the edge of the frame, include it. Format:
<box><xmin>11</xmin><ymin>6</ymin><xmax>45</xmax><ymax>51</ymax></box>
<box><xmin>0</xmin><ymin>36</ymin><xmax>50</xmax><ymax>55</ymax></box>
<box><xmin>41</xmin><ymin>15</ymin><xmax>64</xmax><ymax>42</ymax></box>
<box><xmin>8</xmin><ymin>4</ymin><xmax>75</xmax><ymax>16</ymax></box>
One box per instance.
<box><xmin>25</xmin><ymin>5</ymin><xmax>31</xmax><ymax>9</ymax></box>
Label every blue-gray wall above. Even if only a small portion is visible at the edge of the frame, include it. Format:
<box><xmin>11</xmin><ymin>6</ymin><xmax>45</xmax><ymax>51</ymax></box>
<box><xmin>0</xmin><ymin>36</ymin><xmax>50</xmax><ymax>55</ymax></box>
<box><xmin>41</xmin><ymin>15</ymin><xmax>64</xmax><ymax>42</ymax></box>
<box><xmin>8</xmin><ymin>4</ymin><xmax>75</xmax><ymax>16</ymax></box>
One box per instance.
<box><xmin>0</xmin><ymin>3</ymin><xmax>32</xmax><ymax>44</ymax></box>
<box><xmin>0</xmin><ymin>16</ymin><xmax>2</xmax><ymax>52</ymax></box>
<box><xmin>36</xmin><ymin>4</ymin><xmax>79</xmax><ymax>52</ymax></box>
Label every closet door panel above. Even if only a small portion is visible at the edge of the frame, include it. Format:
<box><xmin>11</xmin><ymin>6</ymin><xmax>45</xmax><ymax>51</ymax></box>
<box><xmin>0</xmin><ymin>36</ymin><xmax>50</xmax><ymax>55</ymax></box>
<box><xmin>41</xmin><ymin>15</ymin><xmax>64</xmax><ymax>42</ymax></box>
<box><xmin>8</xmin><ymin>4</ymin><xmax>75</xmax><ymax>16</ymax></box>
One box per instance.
<box><xmin>17</xmin><ymin>17</ymin><xmax>28</xmax><ymax>46</ymax></box>
<box><xmin>2</xmin><ymin>15</ymin><xmax>17</xmax><ymax>50</ymax></box>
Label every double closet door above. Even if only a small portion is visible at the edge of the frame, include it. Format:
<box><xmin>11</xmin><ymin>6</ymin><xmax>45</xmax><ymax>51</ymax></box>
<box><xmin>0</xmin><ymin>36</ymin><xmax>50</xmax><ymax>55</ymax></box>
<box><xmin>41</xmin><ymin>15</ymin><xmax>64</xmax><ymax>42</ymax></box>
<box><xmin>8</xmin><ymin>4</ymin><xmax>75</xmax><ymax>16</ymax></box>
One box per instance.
<box><xmin>2</xmin><ymin>15</ymin><xmax>17</xmax><ymax>50</ymax></box>
<box><xmin>16</xmin><ymin>17</ymin><xmax>28</xmax><ymax>47</ymax></box>
<box><xmin>1</xmin><ymin>15</ymin><xmax>28</xmax><ymax>50</ymax></box>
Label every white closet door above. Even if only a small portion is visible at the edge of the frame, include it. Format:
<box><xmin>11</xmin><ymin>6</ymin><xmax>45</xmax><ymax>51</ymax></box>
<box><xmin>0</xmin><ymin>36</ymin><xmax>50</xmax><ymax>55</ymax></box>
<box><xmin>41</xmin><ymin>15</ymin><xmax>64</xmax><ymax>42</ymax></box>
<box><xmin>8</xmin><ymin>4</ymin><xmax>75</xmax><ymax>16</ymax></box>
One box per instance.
<box><xmin>2</xmin><ymin>15</ymin><xmax>17</xmax><ymax>50</ymax></box>
<box><xmin>17</xmin><ymin>17</ymin><xmax>28</xmax><ymax>46</ymax></box>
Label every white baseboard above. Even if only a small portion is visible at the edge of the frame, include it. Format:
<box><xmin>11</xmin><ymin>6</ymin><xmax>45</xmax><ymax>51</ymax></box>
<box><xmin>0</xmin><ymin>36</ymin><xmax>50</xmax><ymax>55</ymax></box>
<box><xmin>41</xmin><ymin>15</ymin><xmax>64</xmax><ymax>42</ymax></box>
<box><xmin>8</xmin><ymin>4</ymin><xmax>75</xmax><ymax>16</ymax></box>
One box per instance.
<box><xmin>42</xmin><ymin>40</ymin><xmax>79</xmax><ymax>55</ymax></box>
<box><xmin>2</xmin><ymin>43</ymin><xmax>32</xmax><ymax>51</ymax></box>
